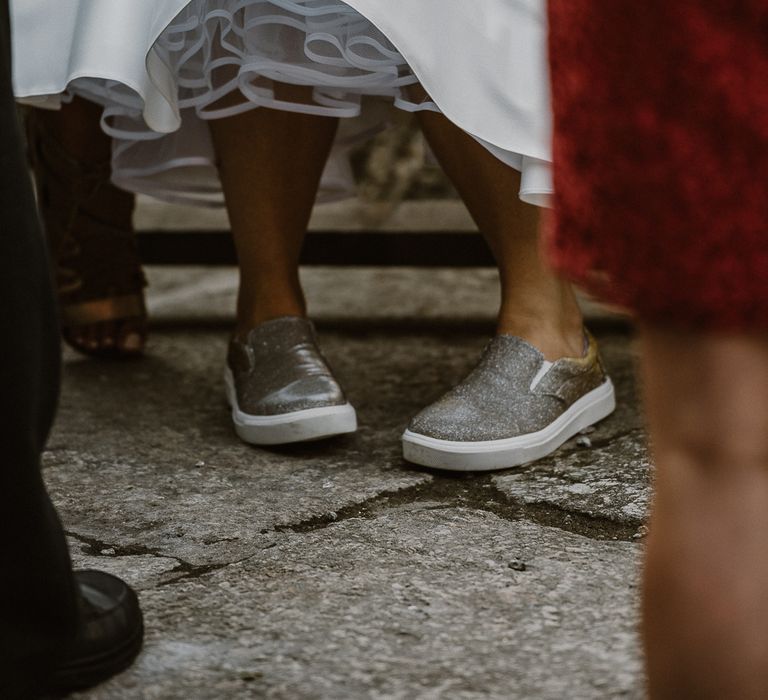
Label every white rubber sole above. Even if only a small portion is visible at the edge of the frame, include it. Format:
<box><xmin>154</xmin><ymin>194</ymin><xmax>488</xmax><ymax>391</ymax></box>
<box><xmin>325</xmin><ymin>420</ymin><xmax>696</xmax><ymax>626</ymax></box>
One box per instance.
<box><xmin>225</xmin><ymin>369</ymin><xmax>357</xmax><ymax>445</ymax></box>
<box><xmin>402</xmin><ymin>379</ymin><xmax>616</xmax><ymax>472</ymax></box>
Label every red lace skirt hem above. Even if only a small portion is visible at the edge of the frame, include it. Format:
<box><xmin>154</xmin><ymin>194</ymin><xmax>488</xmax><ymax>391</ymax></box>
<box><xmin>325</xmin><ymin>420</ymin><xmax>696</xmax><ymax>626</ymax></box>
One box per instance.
<box><xmin>547</xmin><ymin>1</ymin><xmax>768</xmax><ymax>331</ymax></box>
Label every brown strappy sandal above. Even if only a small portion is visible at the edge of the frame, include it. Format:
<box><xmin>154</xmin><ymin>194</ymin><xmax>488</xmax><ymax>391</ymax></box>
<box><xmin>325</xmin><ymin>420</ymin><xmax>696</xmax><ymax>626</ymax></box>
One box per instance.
<box><xmin>26</xmin><ymin>109</ymin><xmax>148</xmax><ymax>358</ymax></box>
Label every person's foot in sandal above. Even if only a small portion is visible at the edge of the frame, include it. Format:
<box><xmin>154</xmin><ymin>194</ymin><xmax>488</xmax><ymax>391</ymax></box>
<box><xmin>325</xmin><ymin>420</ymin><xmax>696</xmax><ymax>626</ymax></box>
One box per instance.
<box><xmin>26</xmin><ymin>98</ymin><xmax>148</xmax><ymax>358</ymax></box>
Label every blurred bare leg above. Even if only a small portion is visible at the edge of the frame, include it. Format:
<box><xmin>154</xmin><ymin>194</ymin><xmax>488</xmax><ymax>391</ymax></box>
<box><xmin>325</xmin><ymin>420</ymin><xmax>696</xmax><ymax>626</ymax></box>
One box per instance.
<box><xmin>640</xmin><ymin>326</ymin><xmax>768</xmax><ymax>700</ymax></box>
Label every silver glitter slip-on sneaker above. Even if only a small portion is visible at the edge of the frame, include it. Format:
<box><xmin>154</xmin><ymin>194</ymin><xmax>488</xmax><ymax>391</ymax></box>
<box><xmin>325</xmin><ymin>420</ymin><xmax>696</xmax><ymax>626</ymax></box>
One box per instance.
<box><xmin>402</xmin><ymin>332</ymin><xmax>615</xmax><ymax>471</ymax></box>
<box><xmin>225</xmin><ymin>317</ymin><xmax>357</xmax><ymax>445</ymax></box>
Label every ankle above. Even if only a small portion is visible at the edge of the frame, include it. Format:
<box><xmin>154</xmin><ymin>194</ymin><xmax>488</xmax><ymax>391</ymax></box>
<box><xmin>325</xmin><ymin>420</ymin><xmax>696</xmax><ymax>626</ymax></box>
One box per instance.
<box><xmin>235</xmin><ymin>310</ymin><xmax>306</xmax><ymax>340</ymax></box>
<box><xmin>496</xmin><ymin>313</ymin><xmax>585</xmax><ymax>361</ymax></box>
<box><xmin>236</xmin><ymin>283</ymin><xmax>306</xmax><ymax>337</ymax></box>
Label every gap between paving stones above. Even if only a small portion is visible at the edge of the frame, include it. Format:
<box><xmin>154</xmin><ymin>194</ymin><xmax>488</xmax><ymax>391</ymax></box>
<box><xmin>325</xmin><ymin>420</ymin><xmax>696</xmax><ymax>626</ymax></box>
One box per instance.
<box><xmin>65</xmin><ymin>530</ymin><xmax>253</xmax><ymax>586</ymax></box>
<box><xmin>273</xmin><ymin>462</ymin><xmax>644</xmax><ymax>542</ymax></box>
<box><xmin>560</xmin><ymin>427</ymin><xmax>645</xmax><ymax>455</ymax></box>
<box><xmin>64</xmin><ymin>427</ymin><xmax>645</xmax><ymax>590</ymax></box>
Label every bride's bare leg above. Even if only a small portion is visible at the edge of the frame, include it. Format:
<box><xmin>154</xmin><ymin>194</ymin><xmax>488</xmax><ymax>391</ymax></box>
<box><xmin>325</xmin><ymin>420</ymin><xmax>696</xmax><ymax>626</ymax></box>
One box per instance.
<box><xmin>208</xmin><ymin>85</ymin><xmax>339</xmax><ymax>338</ymax></box>
<box><xmin>402</xmin><ymin>107</ymin><xmax>612</xmax><ymax>471</ymax></box>
<box><xmin>209</xmin><ymin>88</ymin><xmax>356</xmax><ymax>445</ymax></box>
<box><xmin>415</xmin><ymin>110</ymin><xmax>584</xmax><ymax>360</ymax></box>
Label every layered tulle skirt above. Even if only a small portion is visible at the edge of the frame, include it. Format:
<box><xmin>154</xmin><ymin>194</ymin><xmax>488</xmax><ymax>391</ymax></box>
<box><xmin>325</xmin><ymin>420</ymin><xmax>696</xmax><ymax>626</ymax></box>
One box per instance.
<box><xmin>12</xmin><ymin>0</ymin><xmax>552</xmax><ymax>206</ymax></box>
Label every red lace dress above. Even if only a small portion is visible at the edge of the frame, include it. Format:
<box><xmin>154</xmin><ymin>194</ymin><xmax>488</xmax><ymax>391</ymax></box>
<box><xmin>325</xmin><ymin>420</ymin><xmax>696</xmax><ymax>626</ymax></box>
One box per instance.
<box><xmin>546</xmin><ymin>1</ymin><xmax>768</xmax><ymax>330</ymax></box>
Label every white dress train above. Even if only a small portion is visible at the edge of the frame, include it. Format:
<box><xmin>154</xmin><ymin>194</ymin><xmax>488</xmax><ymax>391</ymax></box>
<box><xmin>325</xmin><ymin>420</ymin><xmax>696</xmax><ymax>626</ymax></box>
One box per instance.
<box><xmin>11</xmin><ymin>0</ymin><xmax>552</xmax><ymax>206</ymax></box>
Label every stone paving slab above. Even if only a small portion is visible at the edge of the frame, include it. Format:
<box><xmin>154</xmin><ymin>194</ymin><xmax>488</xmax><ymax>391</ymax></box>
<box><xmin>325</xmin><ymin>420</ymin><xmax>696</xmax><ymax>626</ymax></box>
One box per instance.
<box><xmin>494</xmin><ymin>433</ymin><xmax>651</xmax><ymax>528</ymax></box>
<box><xmin>46</xmin><ymin>314</ymin><xmax>485</xmax><ymax>569</ymax></box>
<box><xmin>46</xmin><ymin>268</ymin><xmax>649</xmax><ymax>698</ymax></box>
<box><xmin>44</xmin><ymin>327</ymin><xmax>434</xmax><ymax>566</ymax></box>
<box><xmin>144</xmin><ymin>267</ymin><xmax>622</xmax><ymax>328</ymax></box>
<box><xmin>144</xmin><ymin>267</ymin><xmax>503</xmax><ymax>326</ymax></box>
<box><xmin>71</xmin><ymin>507</ymin><xmax>643</xmax><ymax>700</ymax></box>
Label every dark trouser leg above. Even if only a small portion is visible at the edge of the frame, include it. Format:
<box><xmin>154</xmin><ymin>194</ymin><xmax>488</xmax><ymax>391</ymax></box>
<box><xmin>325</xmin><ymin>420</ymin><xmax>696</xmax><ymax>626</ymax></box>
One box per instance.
<box><xmin>0</xmin><ymin>2</ymin><xmax>78</xmax><ymax>697</ymax></box>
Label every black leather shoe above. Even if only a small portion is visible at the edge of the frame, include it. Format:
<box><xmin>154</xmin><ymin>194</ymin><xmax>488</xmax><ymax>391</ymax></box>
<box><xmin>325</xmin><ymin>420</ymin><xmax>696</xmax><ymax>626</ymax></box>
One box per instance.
<box><xmin>47</xmin><ymin>570</ymin><xmax>143</xmax><ymax>693</ymax></box>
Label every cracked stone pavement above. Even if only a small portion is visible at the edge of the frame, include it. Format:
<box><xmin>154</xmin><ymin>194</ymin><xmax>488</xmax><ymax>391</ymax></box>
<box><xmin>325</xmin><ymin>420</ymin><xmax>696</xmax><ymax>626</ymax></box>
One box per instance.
<box><xmin>47</xmin><ymin>264</ymin><xmax>650</xmax><ymax>699</ymax></box>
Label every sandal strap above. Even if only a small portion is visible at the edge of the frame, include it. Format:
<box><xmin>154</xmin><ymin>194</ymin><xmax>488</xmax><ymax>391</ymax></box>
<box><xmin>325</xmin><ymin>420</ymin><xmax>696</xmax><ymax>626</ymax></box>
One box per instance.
<box><xmin>24</xmin><ymin>108</ymin><xmax>146</xmax><ymax>319</ymax></box>
<box><xmin>48</xmin><ymin>213</ymin><xmax>147</xmax><ymax>301</ymax></box>
<box><xmin>25</xmin><ymin>109</ymin><xmax>111</xmax><ymax>180</ymax></box>
<box><xmin>25</xmin><ymin>107</ymin><xmax>135</xmax><ymax>240</ymax></box>
<box><xmin>60</xmin><ymin>294</ymin><xmax>145</xmax><ymax>327</ymax></box>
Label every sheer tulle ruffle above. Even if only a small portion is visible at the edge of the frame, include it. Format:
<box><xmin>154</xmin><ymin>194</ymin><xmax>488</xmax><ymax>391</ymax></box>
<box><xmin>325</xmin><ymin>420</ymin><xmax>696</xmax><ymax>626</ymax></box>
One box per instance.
<box><xmin>64</xmin><ymin>0</ymin><xmax>418</xmax><ymax>204</ymax></box>
<box><xmin>29</xmin><ymin>0</ymin><xmax>552</xmax><ymax>205</ymax></box>
<box><xmin>156</xmin><ymin>0</ymin><xmax>428</xmax><ymax>118</ymax></box>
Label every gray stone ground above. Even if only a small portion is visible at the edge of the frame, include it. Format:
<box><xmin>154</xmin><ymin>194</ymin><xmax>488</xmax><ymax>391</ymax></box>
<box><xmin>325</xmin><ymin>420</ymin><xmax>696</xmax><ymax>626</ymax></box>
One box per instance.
<box><xmin>48</xmin><ymin>243</ymin><xmax>649</xmax><ymax>698</ymax></box>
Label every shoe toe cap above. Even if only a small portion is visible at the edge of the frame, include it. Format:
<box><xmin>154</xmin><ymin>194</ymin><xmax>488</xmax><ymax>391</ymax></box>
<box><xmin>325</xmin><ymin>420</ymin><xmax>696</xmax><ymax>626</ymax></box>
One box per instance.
<box><xmin>409</xmin><ymin>391</ymin><xmax>567</xmax><ymax>442</ymax></box>
<box><xmin>409</xmin><ymin>396</ymin><xmax>511</xmax><ymax>442</ymax></box>
<box><xmin>50</xmin><ymin>570</ymin><xmax>144</xmax><ymax>693</ymax></box>
<box><xmin>251</xmin><ymin>375</ymin><xmax>346</xmax><ymax>415</ymax></box>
